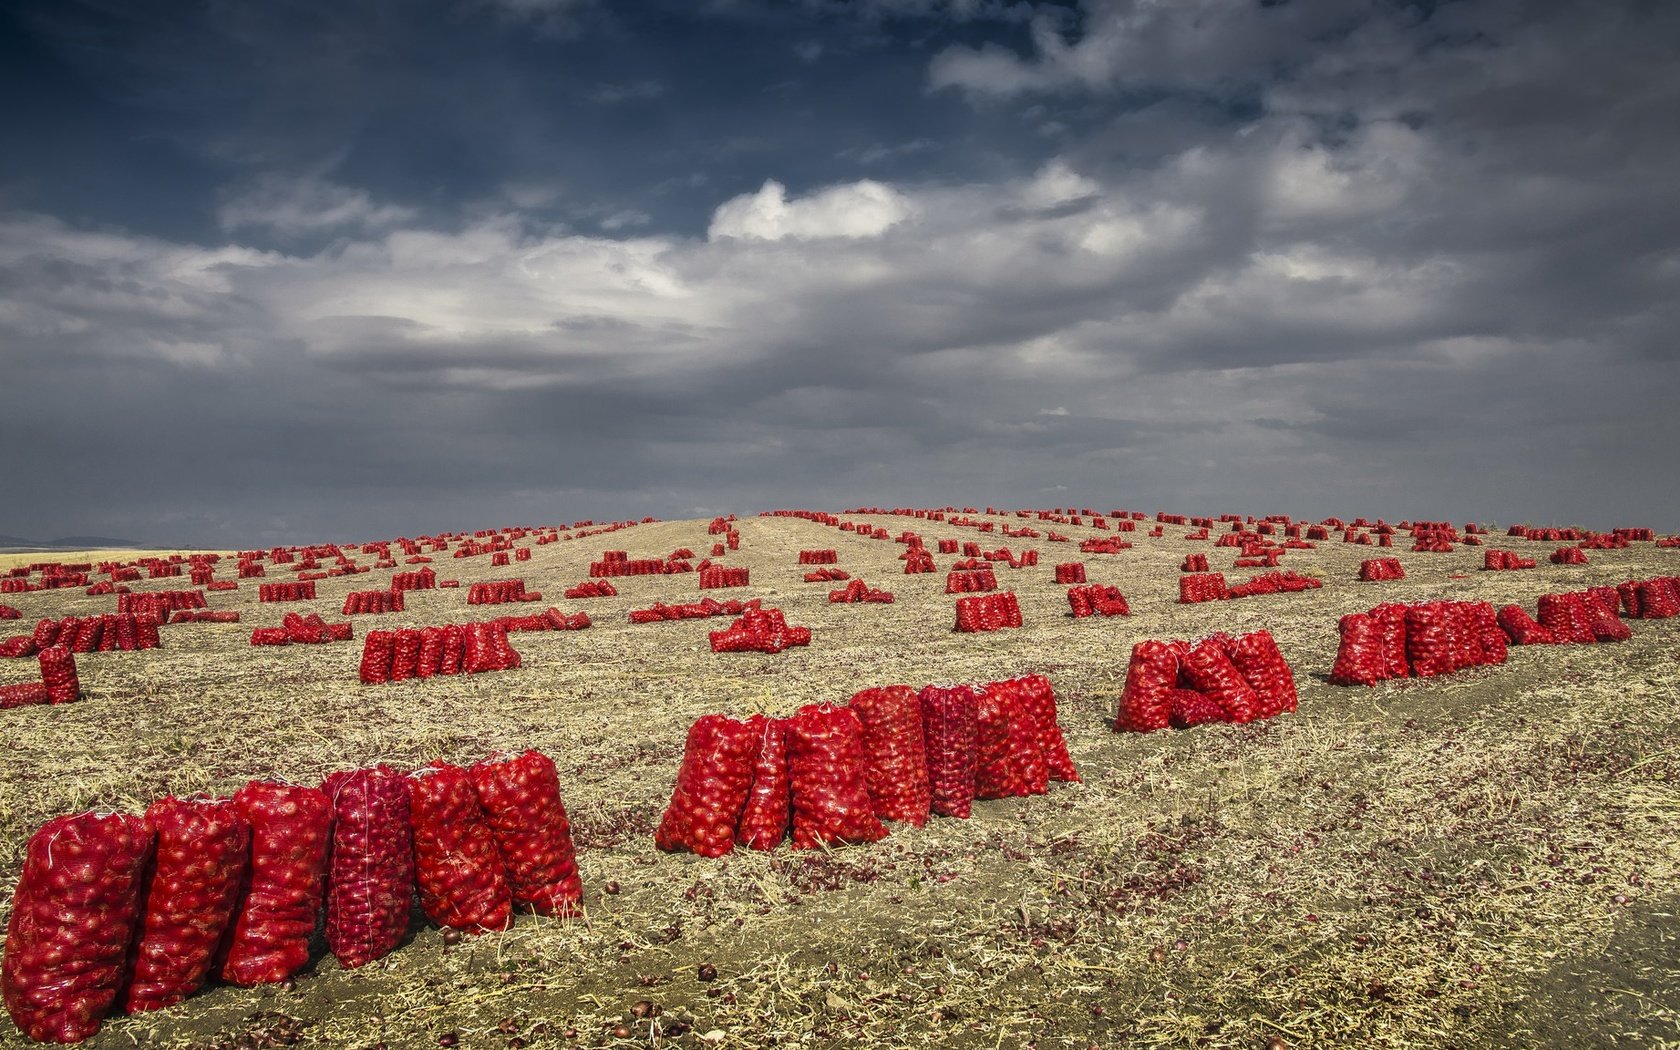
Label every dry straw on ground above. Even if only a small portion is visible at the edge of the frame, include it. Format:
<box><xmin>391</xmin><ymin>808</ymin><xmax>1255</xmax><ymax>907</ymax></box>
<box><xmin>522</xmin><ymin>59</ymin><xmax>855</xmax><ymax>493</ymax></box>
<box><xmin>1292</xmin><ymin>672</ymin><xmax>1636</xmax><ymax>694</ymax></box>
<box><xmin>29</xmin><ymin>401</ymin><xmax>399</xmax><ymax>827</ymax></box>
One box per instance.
<box><xmin>1</xmin><ymin>516</ymin><xmax>1677</xmax><ymax>1049</ymax></box>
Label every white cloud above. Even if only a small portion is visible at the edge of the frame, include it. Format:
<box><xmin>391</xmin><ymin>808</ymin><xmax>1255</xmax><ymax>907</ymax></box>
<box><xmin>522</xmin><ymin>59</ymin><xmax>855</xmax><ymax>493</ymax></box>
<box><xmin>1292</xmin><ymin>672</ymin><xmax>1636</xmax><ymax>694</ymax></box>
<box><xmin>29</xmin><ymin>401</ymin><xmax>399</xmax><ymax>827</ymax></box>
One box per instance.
<box><xmin>218</xmin><ymin>174</ymin><xmax>416</xmax><ymax>235</ymax></box>
<box><xmin>707</xmin><ymin>179</ymin><xmax>913</xmax><ymax>241</ymax></box>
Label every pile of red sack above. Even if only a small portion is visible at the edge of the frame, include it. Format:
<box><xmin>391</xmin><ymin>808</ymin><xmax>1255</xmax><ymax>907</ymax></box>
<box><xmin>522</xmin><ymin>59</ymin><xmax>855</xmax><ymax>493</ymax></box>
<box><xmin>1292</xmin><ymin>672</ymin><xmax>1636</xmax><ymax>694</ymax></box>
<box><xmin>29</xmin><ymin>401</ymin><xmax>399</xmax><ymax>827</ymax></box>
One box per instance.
<box><xmin>466</xmin><ymin>580</ymin><xmax>541</xmax><ymax>605</ymax></box>
<box><xmin>803</xmin><ymin>568</ymin><xmax>850</xmax><ymax>582</ymax></box>
<box><xmin>654</xmin><ymin>675</ymin><xmax>1078</xmax><ymax>857</ymax></box>
<box><xmin>118</xmin><ymin>591</ymin><xmax>207</xmax><ymax>620</ymax></box>
<box><xmin>629</xmin><ymin>597</ymin><xmax>757</xmax><ymax>623</ymax></box>
<box><xmin>829</xmin><ymin>579</ymin><xmax>894</xmax><ymax>604</ymax></box>
<box><xmin>1550</xmin><ymin>546</ymin><xmax>1589</xmax><ymax>565</ymax></box>
<box><xmin>797</xmin><ymin>550</ymin><xmax>838</xmax><ymax>565</ymax></box>
<box><xmin>709</xmin><ymin>607</ymin><xmax>811</xmax><ymax>653</ymax></box>
<box><xmin>1228</xmin><ymin>570</ymin><xmax>1322</xmax><ymax>598</ymax></box>
<box><xmin>589</xmin><ymin>552</ymin><xmax>667</xmax><ymax>578</ymax></box>
<box><xmin>1358</xmin><ymin>557</ymin><xmax>1405</xmax><ymax>581</ymax></box>
<box><xmin>257</xmin><ymin>582</ymin><xmax>316</xmax><ymax>603</ymax></box>
<box><xmin>488</xmin><ymin>609</ymin><xmax>591</xmax><ymax>633</ymax></box>
<box><xmin>902</xmin><ymin>549</ymin><xmax>936</xmax><ymax>573</ymax></box>
<box><xmin>250</xmin><ymin>613</ymin><xmax>354</xmax><ymax>647</ymax></box>
<box><xmin>1495</xmin><ymin>587</ymin><xmax>1644</xmax><ymax>645</ymax></box>
<box><xmin>168</xmin><ymin>610</ymin><xmax>240</xmax><ymax>624</ymax></box>
<box><xmin>1054</xmin><ymin>562</ymin><xmax>1086</xmax><ymax>585</ymax></box>
<box><xmin>1067</xmin><ymin>585</ymin><xmax>1130</xmax><ymax>618</ymax></box>
<box><xmin>1331</xmin><ymin>601</ymin><xmax>1508</xmax><ymax>684</ymax></box>
<box><xmin>0</xmin><ymin>605</ymin><xmax>18</xmax><ymax>620</ymax></box>
<box><xmin>1618</xmin><ymin>577</ymin><xmax>1680</xmax><ymax>619</ymax></box>
<box><xmin>2</xmin><ymin>614</ymin><xmax>162</xmax><ymax>659</ymax></box>
<box><xmin>698</xmin><ymin>566</ymin><xmax>750</xmax><ymax>589</ymax></box>
<box><xmin>953</xmin><ymin>592</ymin><xmax>1022</xmax><ymax>632</ymax></box>
<box><xmin>562</xmin><ymin>580</ymin><xmax>618</xmax><ymax>599</ymax></box>
<box><xmin>1079</xmin><ymin>538</ymin><xmax>1133</xmax><ymax>554</ymax></box>
<box><xmin>1181</xmin><ymin>553</ymin><xmax>1210</xmax><ymax>573</ymax></box>
<box><xmin>343</xmin><ymin>589</ymin><xmax>404</xmax><ymax>614</ymax></box>
<box><xmin>1178</xmin><ymin>572</ymin><xmax>1228</xmax><ymax>603</ymax></box>
<box><xmin>390</xmin><ymin>568</ymin><xmax>437</xmax><ymax>592</ymax></box>
<box><xmin>1113</xmin><ymin>631</ymin><xmax>1297</xmax><ymax>732</ymax></box>
<box><xmin>946</xmin><ymin>568</ymin><xmax>998</xmax><ymax>594</ymax></box>
<box><xmin>0</xmin><ymin>750</ymin><xmax>581</xmax><ymax>1044</ymax></box>
<box><xmin>358</xmin><ymin>622</ymin><xmax>521</xmax><ymax>684</ymax></box>
<box><xmin>1483</xmin><ymin>549</ymin><xmax>1537</xmax><ymax>570</ymax></box>
<box><xmin>0</xmin><ymin>646</ymin><xmax>78</xmax><ymax>709</ymax></box>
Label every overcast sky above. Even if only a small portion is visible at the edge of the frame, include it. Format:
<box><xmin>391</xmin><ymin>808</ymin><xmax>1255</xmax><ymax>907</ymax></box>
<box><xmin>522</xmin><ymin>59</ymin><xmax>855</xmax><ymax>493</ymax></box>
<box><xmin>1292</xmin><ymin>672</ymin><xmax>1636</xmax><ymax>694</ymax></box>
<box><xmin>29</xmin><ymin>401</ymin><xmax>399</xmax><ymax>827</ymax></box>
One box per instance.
<box><xmin>2</xmin><ymin>0</ymin><xmax>1677</xmax><ymax>546</ymax></box>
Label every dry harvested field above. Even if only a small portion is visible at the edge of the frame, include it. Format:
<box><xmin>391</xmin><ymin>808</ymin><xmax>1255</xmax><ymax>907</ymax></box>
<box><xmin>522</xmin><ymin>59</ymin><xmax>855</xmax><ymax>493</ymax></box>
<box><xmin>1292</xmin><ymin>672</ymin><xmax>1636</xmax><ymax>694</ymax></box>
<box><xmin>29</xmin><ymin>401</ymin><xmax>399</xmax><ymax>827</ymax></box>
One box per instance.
<box><xmin>2</xmin><ymin>511</ymin><xmax>1678</xmax><ymax>1050</ymax></box>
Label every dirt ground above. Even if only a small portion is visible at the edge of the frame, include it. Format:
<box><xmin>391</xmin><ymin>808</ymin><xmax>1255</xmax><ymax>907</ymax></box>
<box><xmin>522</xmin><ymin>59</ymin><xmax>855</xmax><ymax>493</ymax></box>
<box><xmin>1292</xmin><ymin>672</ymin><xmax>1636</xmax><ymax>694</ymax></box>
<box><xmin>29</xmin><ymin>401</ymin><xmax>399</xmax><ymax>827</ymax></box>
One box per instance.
<box><xmin>0</xmin><ymin>511</ymin><xmax>1676</xmax><ymax>1049</ymax></box>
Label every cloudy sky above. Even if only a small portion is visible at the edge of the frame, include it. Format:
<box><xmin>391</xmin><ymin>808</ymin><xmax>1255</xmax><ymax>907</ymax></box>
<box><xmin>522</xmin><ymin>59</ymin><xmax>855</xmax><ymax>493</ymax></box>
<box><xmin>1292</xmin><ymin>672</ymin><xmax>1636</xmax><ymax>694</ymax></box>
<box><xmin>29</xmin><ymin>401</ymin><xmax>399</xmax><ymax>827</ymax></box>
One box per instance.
<box><xmin>2</xmin><ymin>0</ymin><xmax>1677</xmax><ymax>546</ymax></box>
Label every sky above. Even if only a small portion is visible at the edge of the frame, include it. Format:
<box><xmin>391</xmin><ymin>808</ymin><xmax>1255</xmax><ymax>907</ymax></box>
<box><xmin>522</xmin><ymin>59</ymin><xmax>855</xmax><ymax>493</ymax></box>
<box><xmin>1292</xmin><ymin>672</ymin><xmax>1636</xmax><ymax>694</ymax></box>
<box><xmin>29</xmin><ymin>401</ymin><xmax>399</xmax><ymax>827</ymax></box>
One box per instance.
<box><xmin>2</xmin><ymin>0</ymin><xmax>1677</xmax><ymax>547</ymax></box>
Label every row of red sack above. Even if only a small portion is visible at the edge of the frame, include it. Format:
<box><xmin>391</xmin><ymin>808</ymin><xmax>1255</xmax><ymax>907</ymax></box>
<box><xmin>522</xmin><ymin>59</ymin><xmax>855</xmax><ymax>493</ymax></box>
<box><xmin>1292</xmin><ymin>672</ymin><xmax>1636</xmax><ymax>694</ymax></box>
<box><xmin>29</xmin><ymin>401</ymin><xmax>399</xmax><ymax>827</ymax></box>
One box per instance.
<box><xmin>117</xmin><ymin>590</ymin><xmax>206</xmax><ymax>616</ymax></box>
<box><xmin>0</xmin><ymin>751</ymin><xmax>580</xmax><ymax>1046</ymax></box>
<box><xmin>946</xmin><ymin>568</ymin><xmax>998</xmax><ymax>593</ymax></box>
<box><xmin>1115</xmin><ymin>631</ymin><xmax>1298</xmax><ymax>732</ymax></box>
<box><xmin>1358</xmin><ymin>558</ymin><xmax>1405</xmax><ymax>581</ymax></box>
<box><xmin>0</xmin><ymin>647</ymin><xmax>79</xmax><ymax>708</ymax></box>
<box><xmin>829</xmin><ymin>579</ymin><xmax>894</xmax><ymax>604</ymax></box>
<box><xmin>710</xmin><ymin>607</ymin><xmax>811</xmax><ymax>653</ymax></box>
<box><xmin>655</xmin><ymin>675</ymin><xmax>1078</xmax><ymax>858</ymax></box>
<box><xmin>698</xmin><ymin>566</ymin><xmax>750</xmax><ymax>589</ymax></box>
<box><xmin>257</xmin><ymin>582</ymin><xmax>317</xmax><ymax>603</ymax></box>
<box><xmin>1054</xmin><ymin>562</ymin><xmax>1086</xmax><ymax>584</ymax></box>
<box><xmin>1179</xmin><ymin>570</ymin><xmax>1323</xmax><ymax>603</ymax></box>
<box><xmin>797</xmin><ymin>549</ymin><xmax>838</xmax><ymax>564</ymax></box>
<box><xmin>563</xmin><ymin>580</ymin><xmax>618</xmax><ymax>599</ymax></box>
<box><xmin>589</xmin><ymin>558</ymin><xmax>671</xmax><ymax>577</ymax></box>
<box><xmin>390</xmin><ymin>569</ymin><xmax>437</xmax><ymax>591</ymax></box>
<box><xmin>630</xmin><ymin>596</ymin><xmax>758</xmax><ymax>623</ymax></box>
<box><xmin>1</xmin><ymin>614</ymin><xmax>162</xmax><ymax>659</ymax></box>
<box><xmin>1483</xmin><ymin>549</ymin><xmax>1537</xmax><ymax>570</ymax></box>
<box><xmin>803</xmin><ymin>568</ymin><xmax>850</xmax><ymax>582</ymax></box>
<box><xmin>1551</xmin><ymin>546</ymin><xmax>1589</xmax><ymax>565</ymax></box>
<box><xmin>358</xmin><ymin>622</ymin><xmax>522</xmax><ymax>683</ymax></box>
<box><xmin>170</xmin><ymin>610</ymin><xmax>239</xmax><ymax>624</ymax></box>
<box><xmin>343</xmin><ymin>589</ymin><xmax>405</xmax><ymax>614</ymax></box>
<box><xmin>1067</xmin><ymin>585</ymin><xmax>1129</xmax><ymax>618</ymax></box>
<box><xmin>953</xmin><ymin>592</ymin><xmax>1022</xmax><ymax>632</ymax></box>
<box><xmin>1079</xmin><ymin>538</ymin><xmax>1132</xmax><ymax>555</ymax></box>
<box><xmin>250</xmin><ymin>613</ymin><xmax>354</xmax><ymax>647</ymax></box>
<box><xmin>903</xmin><ymin>551</ymin><xmax>936</xmax><ymax>573</ymax></box>
<box><xmin>466</xmin><ymin>580</ymin><xmax>540</xmax><ymax>605</ymax></box>
<box><xmin>1331</xmin><ymin>601</ymin><xmax>1510</xmax><ymax>685</ymax></box>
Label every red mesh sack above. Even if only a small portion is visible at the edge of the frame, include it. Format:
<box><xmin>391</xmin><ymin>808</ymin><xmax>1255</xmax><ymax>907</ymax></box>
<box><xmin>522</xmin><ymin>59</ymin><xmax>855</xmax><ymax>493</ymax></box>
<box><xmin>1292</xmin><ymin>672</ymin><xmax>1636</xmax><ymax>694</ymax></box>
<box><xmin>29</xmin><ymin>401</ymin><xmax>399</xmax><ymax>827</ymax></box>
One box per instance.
<box><xmin>1009</xmin><ymin>674</ymin><xmax>1078</xmax><ymax>781</ymax></box>
<box><xmin>38</xmin><ymin>646</ymin><xmax>79</xmax><ymax>705</ymax></box>
<box><xmin>359</xmin><ymin>631</ymin><xmax>396</xmax><ymax>684</ymax></box>
<box><xmin>654</xmin><ymin>715</ymin><xmax>758</xmax><ymax>858</ymax></box>
<box><xmin>407</xmin><ymin>763</ymin><xmax>511</xmax><ymax>933</ymax></box>
<box><xmin>1229</xmin><ymin>630</ymin><xmax>1297</xmax><ymax>716</ymax></box>
<box><xmin>439</xmin><ymin>625</ymin><xmax>465</xmax><ymax>675</ymax></box>
<box><xmin>415</xmin><ymin>627</ymin><xmax>445</xmax><ymax>678</ymax></box>
<box><xmin>1580</xmin><ymin>594</ymin><xmax>1632</xmax><ymax>642</ymax></box>
<box><xmin>1330</xmin><ymin>613</ymin><xmax>1384</xmax><ymax>686</ymax></box>
<box><xmin>1168</xmin><ymin>688</ymin><xmax>1226</xmax><ymax>728</ymax></box>
<box><xmin>219</xmin><ymin>782</ymin><xmax>333</xmax><ymax>986</ymax></box>
<box><xmin>847</xmin><ymin>687</ymin><xmax>931</xmax><ymax>826</ymax></box>
<box><xmin>785</xmin><ymin>704</ymin><xmax>888</xmax><ymax>849</ymax></box>
<box><xmin>974</xmin><ymin>683</ymin><xmax>1050</xmax><ymax>799</ymax></box>
<box><xmin>1497</xmin><ymin>604</ymin><xmax>1555</xmax><ymax>644</ymax></box>
<box><xmin>918</xmin><ymin>684</ymin><xmax>979</xmax><ymax>819</ymax></box>
<box><xmin>1405</xmin><ymin>603</ymin><xmax>1455</xmax><ymax>677</ymax></box>
<box><xmin>1537</xmin><ymin>594</ymin><xmax>1596</xmax><ymax>644</ymax></box>
<box><xmin>1115</xmin><ymin>640</ymin><xmax>1177</xmax><ymax>731</ymax></box>
<box><xmin>2</xmin><ymin>813</ymin><xmax>153</xmax><ymax>1044</ymax></box>
<box><xmin>1468</xmin><ymin>602</ymin><xmax>1508</xmax><ymax>665</ymax></box>
<box><xmin>389</xmin><ymin>629</ymin><xmax>423</xmax><ymax>681</ymax></box>
<box><xmin>1370</xmin><ymin>603</ymin><xmax>1410</xmax><ymax>679</ymax></box>
<box><xmin>736</xmin><ymin>715</ymin><xmax>791</xmax><ymax>850</ymax></box>
<box><xmin>1181</xmin><ymin>639</ymin><xmax>1260</xmax><ymax>723</ymax></box>
<box><xmin>469</xmin><ymin>751</ymin><xmax>582</xmax><ymax>917</ymax></box>
<box><xmin>1447</xmin><ymin>602</ymin><xmax>1483</xmax><ymax>670</ymax></box>
<box><xmin>0</xmin><ymin>636</ymin><xmax>36</xmax><ymax>659</ymax></box>
<box><xmin>124</xmin><ymin>797</ymin><xmax>249</xmax><ymax>1013</ymax></box>
<box><xmin>0</xmin><ymin>682</ymin><xmax>50</xmax><ymax>708</ymax></box>
<box><xmin>322</xmin><ymin>767</ymin><xmax>414</xmax><ymax>968</ymax></box>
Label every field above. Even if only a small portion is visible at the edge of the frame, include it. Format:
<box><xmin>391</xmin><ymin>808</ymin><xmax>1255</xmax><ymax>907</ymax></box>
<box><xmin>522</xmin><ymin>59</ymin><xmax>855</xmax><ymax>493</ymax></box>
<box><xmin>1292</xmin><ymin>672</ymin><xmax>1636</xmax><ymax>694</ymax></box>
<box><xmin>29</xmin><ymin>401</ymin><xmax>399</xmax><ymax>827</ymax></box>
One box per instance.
<box><xmin>2</xmin><ymin>512</ymin><xmax>1678</xmax><ymax>1049</ymax></box>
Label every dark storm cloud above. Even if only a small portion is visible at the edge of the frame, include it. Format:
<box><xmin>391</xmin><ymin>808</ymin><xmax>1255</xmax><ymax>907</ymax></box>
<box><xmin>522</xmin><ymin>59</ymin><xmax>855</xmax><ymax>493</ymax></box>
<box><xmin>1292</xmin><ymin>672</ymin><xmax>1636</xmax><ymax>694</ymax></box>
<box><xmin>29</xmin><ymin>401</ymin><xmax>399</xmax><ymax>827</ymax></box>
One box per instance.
<box><xmin>1</xmin><ymin>0</ymin><xmax>1678</xmax><ymax>545</ymax></box>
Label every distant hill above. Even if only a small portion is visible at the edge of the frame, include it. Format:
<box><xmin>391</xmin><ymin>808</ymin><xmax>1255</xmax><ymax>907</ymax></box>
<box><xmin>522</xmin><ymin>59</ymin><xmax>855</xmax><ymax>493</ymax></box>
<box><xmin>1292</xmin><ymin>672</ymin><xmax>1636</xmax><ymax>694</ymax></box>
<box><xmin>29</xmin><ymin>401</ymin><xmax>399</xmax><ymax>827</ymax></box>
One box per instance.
<box><xmin>0</xmin><ymin>533</ymin><xmax>144</xmax><ymax>550</ymax></box>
